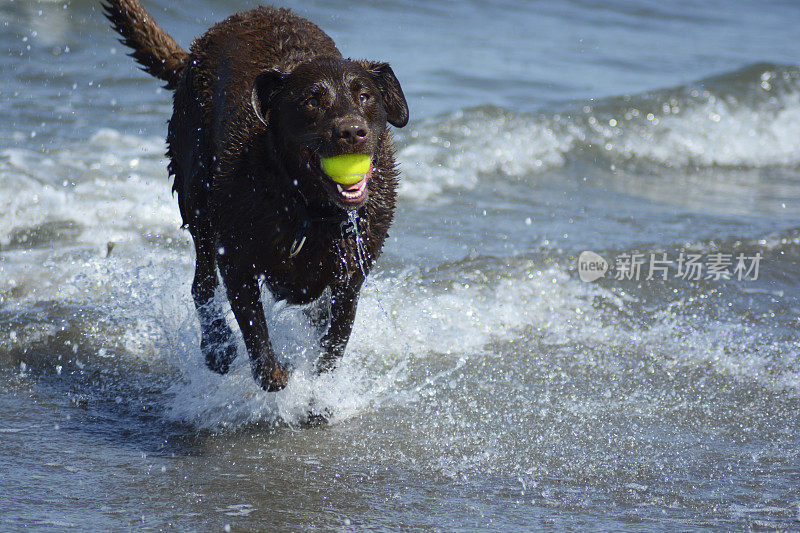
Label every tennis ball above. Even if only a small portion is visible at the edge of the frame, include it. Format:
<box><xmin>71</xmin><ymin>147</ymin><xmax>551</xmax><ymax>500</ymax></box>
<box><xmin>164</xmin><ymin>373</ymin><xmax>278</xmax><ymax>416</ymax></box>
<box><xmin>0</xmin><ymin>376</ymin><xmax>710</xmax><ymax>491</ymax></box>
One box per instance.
<box><xmin>321</xmin><ymin>154</ymin><xmax>371</xmax><ymax>186</ymax></box>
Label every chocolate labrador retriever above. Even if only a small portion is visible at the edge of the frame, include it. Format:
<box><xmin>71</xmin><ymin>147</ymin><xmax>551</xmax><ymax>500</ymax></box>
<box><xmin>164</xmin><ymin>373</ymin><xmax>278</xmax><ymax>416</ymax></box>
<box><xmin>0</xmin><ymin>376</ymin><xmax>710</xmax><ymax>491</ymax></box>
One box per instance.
<box><xmin>103</xmin><ymin>1</ymin><xmax>408</xmax><ymax>390</ymax></box>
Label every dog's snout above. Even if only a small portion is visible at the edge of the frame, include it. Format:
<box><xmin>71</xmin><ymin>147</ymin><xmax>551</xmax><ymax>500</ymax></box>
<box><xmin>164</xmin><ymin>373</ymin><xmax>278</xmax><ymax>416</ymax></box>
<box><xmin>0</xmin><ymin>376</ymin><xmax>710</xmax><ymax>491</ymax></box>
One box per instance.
<box><xmin>335</xmin><ymin>120</ymin><xmax>368</xmax><ymax>145</ymax></box>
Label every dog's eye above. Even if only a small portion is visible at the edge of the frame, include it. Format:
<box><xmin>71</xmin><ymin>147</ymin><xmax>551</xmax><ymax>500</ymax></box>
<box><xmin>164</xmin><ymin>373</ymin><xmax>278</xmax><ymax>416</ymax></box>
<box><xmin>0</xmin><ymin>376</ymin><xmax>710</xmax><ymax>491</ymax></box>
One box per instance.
<box><xmin>305</xmin><ymin>97</ymin><xmax>319</xmax><ymax>109</ymax></box>
<box><xmin>359</xmin><ymin>92</ymin><xmax>371</xmax><ymax>103</ymax></box>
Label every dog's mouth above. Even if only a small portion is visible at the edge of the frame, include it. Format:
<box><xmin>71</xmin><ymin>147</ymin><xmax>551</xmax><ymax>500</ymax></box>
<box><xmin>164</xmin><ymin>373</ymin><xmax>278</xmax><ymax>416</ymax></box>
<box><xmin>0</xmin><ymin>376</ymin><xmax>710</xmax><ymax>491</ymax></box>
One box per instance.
<box><xmin>302</xmin><ymin>149</ymin><xmax>373</xmax><ymax>208</ymax></box>
<box><xmin>324</xmin><ymin>170</ymin><xmax>370</xmax><ymax>205</ymax></box>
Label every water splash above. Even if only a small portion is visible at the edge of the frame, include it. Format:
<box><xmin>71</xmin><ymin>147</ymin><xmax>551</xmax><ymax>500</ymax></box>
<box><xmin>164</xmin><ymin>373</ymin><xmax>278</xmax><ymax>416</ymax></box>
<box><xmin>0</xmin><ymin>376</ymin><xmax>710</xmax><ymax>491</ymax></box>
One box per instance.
<box><xmin>343</xmin><ymin>209</ymin><xmax>393</xmax><ymax>324</ymax></box>
<box><xmin>346</xmin><ymin>210</ymin><xmax>371</xmax><ymax>278</ymax></box>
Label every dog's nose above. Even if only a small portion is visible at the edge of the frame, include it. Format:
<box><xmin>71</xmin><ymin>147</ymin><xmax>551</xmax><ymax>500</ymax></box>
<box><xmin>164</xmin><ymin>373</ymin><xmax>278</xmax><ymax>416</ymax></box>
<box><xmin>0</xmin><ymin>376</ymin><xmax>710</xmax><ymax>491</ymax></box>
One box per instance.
<box><xmin>336</xmin><ymin>121</ymin><xmax>368</xmax><ymax>145</ymax></box>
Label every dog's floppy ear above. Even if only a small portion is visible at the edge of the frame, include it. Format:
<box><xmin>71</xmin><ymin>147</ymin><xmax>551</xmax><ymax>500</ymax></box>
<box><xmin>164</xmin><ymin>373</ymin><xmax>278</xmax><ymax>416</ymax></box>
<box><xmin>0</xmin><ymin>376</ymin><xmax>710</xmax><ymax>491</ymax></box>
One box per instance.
<box><xmin>251</xmin><ymin>69</ymin><xmax>287</xmax><ymax>127</ymax></box>
<box><xmin>357</xmin><ymin>61</ymin><xmax>409</xmax><ymax>128</ymax></box>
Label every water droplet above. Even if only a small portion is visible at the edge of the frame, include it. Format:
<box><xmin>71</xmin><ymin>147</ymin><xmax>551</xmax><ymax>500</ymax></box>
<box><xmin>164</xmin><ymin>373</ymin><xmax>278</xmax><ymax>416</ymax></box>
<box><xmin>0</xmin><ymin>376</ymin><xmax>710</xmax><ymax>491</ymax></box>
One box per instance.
<box><xmin>347</xmin><ymin>212</ymin><xmax>370</xmax><ymax>277</ymax></box>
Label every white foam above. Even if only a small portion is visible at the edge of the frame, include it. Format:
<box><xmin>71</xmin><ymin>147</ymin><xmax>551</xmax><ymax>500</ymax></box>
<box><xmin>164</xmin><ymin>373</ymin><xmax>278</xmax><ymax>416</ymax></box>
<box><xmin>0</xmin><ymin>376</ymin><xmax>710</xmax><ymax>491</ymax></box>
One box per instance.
<box><xmin>156</xmin><ymin>262</ymin><xmax>621</xmax><ymax>429</ymax></box>
<box><xmin>0</xmin><ymin>129</ymin><xmax>176</xmax><ymax>248</ymax></box>
<box><xmin>2</xmin><ymin>126</ymin><xmax>796</xmax><ymax>431</ymax></box>
<box><xmin>396</xmin><ymin>80</ymin><xmax>800</xmax><ymax>201</ymax></box>
<box><xmin>0</xmin><ymin>128</ymin><xmax>186</xmax><ymax>311</ymax></box>
<box><xmin>642</xmin><ymin>312</ymin><xmax>800</xmax><ymax>394</ymax></box>
<box><xmin>611</xmin><ymin>91</ymin><xmax>800</xmax><ymax>167</ymax></box>
<box><xmin>397</xmin><ymin>112</ymin><xmax>574</xmax><ymax>200</ymax></box>
<box><xmin>5</xmin><ymin>226</ymin><xmax>794</xmax><ymax>431</ymax></box>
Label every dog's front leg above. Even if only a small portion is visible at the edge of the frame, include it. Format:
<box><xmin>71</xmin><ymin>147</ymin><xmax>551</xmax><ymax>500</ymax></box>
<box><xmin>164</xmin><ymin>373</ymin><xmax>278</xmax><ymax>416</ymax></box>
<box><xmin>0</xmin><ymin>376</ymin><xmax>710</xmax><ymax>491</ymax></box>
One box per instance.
<box><xmin>317</xmin><ymin>273</ymin><xmax>365</xmax><ymax>373</ymax></box>
<box><xmin>219</xmin><ymin>264</ymin><xmax>290</xmax><ymax>391</ymax></box>
<box><xmin>191</xmin><ymin>228</ymin><xmax>237</xmax><ymax>374</ymax></box>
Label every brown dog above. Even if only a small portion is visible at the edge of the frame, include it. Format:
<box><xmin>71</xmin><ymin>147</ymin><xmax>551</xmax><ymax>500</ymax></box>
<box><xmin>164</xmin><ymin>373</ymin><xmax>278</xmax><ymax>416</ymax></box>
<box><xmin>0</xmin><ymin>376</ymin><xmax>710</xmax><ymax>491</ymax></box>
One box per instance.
<box><xmin>103</xmin><ymin>1</ymin><xmax>408</xmax><ymax>390</ymax></box>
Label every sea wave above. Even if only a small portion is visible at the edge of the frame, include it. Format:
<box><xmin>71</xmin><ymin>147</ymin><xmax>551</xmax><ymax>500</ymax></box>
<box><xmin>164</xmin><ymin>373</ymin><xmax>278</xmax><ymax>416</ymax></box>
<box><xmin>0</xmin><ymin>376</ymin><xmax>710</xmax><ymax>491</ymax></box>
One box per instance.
<box><xmin>2</xmin><ymin>64</ymin><xmax>796</xmax><ymax>247</ymax></box>
<box><xmin>3</xmin><ymin>244</ymin><xmax>797</xmax><ymax>430</ymax></box>
<box><xmin>397</xmin><ymin>63</ymin><xmax>800</xmax><ymax>199</ymax></box>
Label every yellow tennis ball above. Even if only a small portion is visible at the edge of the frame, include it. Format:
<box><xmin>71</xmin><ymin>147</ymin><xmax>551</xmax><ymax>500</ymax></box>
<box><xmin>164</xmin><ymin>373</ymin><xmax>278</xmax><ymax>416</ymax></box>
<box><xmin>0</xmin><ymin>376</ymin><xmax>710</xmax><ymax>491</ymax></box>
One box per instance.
<box><xmin>321</xmin><ymin>154</ymin><xmax>371</xmax><ymax>185</ymax></box>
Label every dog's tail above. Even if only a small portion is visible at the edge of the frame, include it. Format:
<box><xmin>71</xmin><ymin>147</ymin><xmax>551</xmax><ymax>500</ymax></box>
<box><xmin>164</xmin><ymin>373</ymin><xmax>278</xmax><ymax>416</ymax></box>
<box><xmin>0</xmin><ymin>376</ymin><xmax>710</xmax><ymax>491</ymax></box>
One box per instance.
<box><xmin>102</xmin><ymin>0</ymin><xmax>188</xmax><ymax>90</ymax></box>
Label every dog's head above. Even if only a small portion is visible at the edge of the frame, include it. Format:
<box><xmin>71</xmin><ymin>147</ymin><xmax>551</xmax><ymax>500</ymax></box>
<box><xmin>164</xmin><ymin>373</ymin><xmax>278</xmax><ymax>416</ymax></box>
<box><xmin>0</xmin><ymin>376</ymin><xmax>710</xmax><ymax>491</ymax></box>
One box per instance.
<box><xmin>251</xmin><ymin>57</ymin><xmax>408</xmax><ymax>210</ymax></box>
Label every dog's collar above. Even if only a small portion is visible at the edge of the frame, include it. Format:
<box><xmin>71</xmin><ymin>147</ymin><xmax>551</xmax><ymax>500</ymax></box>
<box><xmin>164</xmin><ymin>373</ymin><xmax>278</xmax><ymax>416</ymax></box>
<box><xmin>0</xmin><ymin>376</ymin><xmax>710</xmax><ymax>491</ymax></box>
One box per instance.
<box><xmin>289</xmin><ymin>192</ymin><xmax>349</xmax><ymax>258</ymax></box>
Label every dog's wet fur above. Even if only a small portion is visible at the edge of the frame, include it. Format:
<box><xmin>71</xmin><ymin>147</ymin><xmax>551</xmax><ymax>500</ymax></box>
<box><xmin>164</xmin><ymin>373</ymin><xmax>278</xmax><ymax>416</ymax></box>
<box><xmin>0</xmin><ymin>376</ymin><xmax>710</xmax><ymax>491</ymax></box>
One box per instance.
<box><xmin>103</xmin><ymin>1</ymin><xmax>408</xmax><ymax>390</ymax></box>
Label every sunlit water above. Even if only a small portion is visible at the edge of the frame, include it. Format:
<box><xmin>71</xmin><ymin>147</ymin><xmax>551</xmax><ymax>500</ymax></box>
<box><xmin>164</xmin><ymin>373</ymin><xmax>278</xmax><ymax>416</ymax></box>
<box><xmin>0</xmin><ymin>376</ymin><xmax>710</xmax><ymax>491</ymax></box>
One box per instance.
<box><xmin>2</xmin><ymin>0</ymin><xmax>800</xmax><ymax>530</ymax></box>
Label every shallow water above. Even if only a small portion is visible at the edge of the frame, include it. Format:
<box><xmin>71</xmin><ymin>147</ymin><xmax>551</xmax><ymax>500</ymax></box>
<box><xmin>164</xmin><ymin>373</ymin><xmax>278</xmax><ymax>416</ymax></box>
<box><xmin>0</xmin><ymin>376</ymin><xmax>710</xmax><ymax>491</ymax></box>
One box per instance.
<box><xmin>2</xmin><ymin>0</ymin><xmax>800</xmax><ymax>530</ymax></box>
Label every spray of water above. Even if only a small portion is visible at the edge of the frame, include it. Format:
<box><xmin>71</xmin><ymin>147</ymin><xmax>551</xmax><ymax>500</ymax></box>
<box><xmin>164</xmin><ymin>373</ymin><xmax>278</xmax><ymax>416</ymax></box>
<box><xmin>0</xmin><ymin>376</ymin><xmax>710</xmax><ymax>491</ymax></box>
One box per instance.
<box><xmin>346</xmin><ymin>210</ymin><xmax>371</xmax><ymax>278</ymax></box>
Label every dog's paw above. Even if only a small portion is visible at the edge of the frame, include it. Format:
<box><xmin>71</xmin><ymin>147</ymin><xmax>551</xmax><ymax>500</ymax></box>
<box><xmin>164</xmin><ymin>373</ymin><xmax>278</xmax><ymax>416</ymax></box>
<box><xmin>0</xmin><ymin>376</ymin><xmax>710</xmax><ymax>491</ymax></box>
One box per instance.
<box><xmin>202</xmin><ymin>337</ymin><xmax>237</xmax><ymax>377</ymax></box>
<box><xmin>256</xmin><ymin>362</ymin><xmax>291</xmax><ymax>392</ymax></box>
<box><xmin>305</xmin><ymin>411</ymin><xmax>331</xmax><ymax>427</ymax></box>
<box><xmin>201</xmin><ymin>318</ymin><xmax>237</xmax><ymax>374</ymax></box>
<box><xmin>315</xmin><ymin>352</ymin><xmax>341</xmax><ymax>374</ymax></box>
<box><xmin>305</xmin><ymin>403</ymin><xmax>334</xmax><ymax>426</ymax></box>
<box><xmin>203</xmin><ymin>341</ymin><xmax>237</xmax><ymax>374</ymax></box>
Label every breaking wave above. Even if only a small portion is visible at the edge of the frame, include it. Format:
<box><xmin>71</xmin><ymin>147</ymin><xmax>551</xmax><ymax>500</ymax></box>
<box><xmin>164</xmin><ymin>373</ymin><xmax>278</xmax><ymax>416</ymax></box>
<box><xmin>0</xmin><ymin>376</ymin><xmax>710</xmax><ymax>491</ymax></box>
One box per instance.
<box><xmin>397</xmin><ymin>63</ymin><xmax>800</xmax><ymax>199</ymax></box>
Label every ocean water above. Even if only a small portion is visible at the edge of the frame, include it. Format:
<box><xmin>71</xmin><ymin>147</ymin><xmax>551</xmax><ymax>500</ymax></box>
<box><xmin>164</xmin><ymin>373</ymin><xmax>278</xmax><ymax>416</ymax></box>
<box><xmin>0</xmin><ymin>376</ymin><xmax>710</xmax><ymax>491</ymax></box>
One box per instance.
<box><xmin>2</xmin><ymin>0</ymin><xmax>800</xmax><ymax>530</ymax></box>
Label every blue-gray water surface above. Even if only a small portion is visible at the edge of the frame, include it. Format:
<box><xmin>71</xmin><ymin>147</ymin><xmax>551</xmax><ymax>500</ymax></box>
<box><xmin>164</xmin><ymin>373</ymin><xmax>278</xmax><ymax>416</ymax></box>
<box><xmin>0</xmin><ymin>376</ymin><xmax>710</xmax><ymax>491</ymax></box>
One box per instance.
<box><xmin>2</xmin><ymin>0</ymin><xmax>800</xmax><ymax>530</ymax></box>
